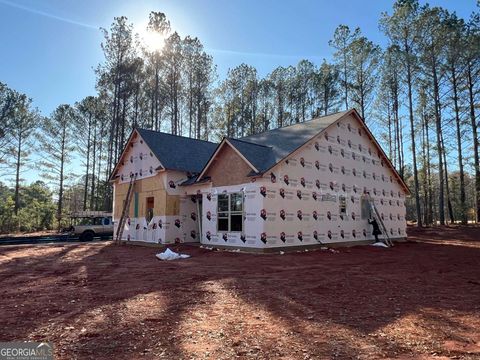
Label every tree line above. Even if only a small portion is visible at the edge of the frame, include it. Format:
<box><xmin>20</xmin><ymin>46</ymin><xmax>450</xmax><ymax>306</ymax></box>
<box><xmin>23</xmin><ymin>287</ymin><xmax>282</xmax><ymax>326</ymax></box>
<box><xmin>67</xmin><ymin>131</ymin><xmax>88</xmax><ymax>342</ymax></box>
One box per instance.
<box><xmin>0</xmin><ymin>0</ymin><xmax>478</xmax><ymax>233</ymax></box>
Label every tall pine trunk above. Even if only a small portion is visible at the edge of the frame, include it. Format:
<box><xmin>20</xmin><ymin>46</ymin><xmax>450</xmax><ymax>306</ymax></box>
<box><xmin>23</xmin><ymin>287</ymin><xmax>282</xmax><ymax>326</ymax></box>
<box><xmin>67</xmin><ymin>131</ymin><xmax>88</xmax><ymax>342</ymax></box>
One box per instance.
<box><xmin>83</xmin><ymin>113</ymin><xmax>92</xmax><ymax>211</ymax></box>
<box><xmin>441</xmin><ymin>131</ymin><xmax>454</xmax><ymax>224</ymax></box>
<box><xmin>451</xmin><ymin>66</ymin><xmax>467</xmax><ymax>223</ymax></box>
<box><xmin>432</xmin><ymin>60</ymin><xmax>445</xmax><ymax>225</ymax></box>
<box><xmin>155</xmin><ymin>67</ymin><xmax>160</xmax><ymax>130</ymax></box>
<box><xmin>342</xmin><ymin>42</ymin><xmax>349</xmax><ymax>109</ymax></box>
<box><xmin>394</xmin><ymin>104</ymin><xmax>402</xmax><ymax>178</ymax></box>
<box><xmin>96</xmin><ymin>130</ymin><xmax>103</xmax><ymax>211</ymax></box>
<box><xmin>421</xmin><ymin>111</ymin><xmax>429</xmax><ymax>225</ymax></box>
<box><xmin>425</xmin><ymin>118</ymin><xmax>433</xmax><ymax>224</ymax></box>
<box><xmin>387</xmin><ymin>103</ymin><xmax>392</xmax><ymax>160</ymax></box>
<box><xmin>14</xmin><ymin>131</ymin><xmax>22</xmax><ymax>216</ymax></box>
<box><xmin>196</xmin><ymin>96</ymin><xmax>202</xmax><ymax>139</ymax></box>
<box><xmin>467</xmin><ymin>63</ymin><xmax>480</xmax><ymax>222</ymax></box>
<box><xmin>90</xmin><ymin>119</ymin><xmax>97</xmax><ymax>210</ymax></box>
<box><xmin>405</xmin><ymin>41</ymin><xmax>422</xmax><ymax>227</ymax></box>
<box><xmin>57</xmin><ymin>124</ymin><xmax>66</xmax><ymax>229</ymax></box>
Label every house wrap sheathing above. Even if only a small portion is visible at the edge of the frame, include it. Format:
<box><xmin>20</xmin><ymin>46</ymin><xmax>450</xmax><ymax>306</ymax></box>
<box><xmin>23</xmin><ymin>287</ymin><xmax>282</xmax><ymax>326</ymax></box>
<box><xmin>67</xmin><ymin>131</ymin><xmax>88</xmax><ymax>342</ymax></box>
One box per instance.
<box><xmin>111</xmin><ymin>109</ymin><xmax>409</xmax><ymax>250</ymax></box>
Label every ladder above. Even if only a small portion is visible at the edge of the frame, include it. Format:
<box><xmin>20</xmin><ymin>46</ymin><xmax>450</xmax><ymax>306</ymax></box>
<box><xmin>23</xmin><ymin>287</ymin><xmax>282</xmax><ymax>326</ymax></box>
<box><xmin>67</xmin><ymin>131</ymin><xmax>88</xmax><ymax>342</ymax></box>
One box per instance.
<box><xmin>115</xmin><ymin>175</ymin><xmax>136</xmax><ymax>244</ymax></box>
<box><xmin>369</xmin><ymin>200</ymin><xmax>393</xmax><ymax>247</ymax></box>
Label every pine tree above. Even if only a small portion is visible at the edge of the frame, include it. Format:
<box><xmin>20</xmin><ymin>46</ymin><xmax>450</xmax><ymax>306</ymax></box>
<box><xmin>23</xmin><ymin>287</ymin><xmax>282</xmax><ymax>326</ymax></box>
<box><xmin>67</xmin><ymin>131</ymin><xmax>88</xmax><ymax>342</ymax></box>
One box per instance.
<box><xmin>444</xmin><ymin>13</ymin><xmax>468</xmax><ymax>223</ymax></box>
<box><xmin>329</xmin><ymin>25</ymin><xmax>360</xmax><ymax>110</ymax></box>
<box><xmin>380</xmin><ymin>0</ymin><xmax>423</xmax><ymax>226</ymax></box>
<box><xmin>464</xmin><ymin>13</ymin><xmax>480</xmax><ymax>222</ymax></box>
<box><xmin>315</xmin><ymin>60</ymin><xmax>340</xmax><ymax>116</ymax></box>
<box><xmin>6</xmin><ymin>95</ymin><xmax>38</xmax><ymax>217</ymax></box>
<box><xmin>0</xmin><ymin>83</ymin><xmax>20</xmax><ymax>166</ymax></box>
<box><xmin>417</xmin><ymin>5</ymin><xmax>448</xmax><ymax>225</ymax></box>
<box><xmin>38</xmin><ymin>105</ymin><xmax>76</xmax><ymax>228</ymax></box>
<box><xmin>347</xmin><ymin>35</ymin><xmax>381</xmax><ymax>121</ymax></box>
<box><xmin>144</xmin><ymin>11</ymin><xmax>170</xmax><ymax>131</ymax></box>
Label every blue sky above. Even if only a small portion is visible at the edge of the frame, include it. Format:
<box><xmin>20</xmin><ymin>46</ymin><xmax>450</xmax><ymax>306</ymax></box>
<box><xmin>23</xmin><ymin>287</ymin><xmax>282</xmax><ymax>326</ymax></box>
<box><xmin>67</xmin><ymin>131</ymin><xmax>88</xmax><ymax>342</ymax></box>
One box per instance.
<box><xmin>1</xmin><ymin>0</ymin><xmax>477</xmax><ymax>117</ymax></box>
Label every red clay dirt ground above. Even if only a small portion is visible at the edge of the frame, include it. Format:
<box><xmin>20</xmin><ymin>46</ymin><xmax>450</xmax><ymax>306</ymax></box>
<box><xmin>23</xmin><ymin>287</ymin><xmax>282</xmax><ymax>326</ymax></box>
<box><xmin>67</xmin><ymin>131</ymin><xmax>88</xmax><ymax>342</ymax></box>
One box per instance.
<box><xmin>0</xmin><ymin>226</ymin><xmax>479</xmax><ymax>360</ymax></box>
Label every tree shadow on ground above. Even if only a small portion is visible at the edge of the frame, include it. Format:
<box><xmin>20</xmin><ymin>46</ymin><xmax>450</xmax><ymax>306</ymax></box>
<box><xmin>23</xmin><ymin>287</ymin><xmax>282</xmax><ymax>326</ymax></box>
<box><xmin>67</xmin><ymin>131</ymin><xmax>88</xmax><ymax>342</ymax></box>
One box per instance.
<box><xmin>1</xmin><ymin>233</ymin><xmax>479</xmax><ymax>359</ymax></box>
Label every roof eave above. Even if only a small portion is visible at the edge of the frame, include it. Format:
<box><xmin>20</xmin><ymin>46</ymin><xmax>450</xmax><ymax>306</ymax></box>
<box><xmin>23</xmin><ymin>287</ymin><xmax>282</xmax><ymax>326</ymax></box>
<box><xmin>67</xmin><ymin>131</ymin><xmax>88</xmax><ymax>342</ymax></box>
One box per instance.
<box><xmin>108</xmin><ymin>128</ymin><xmax>138</xmax><ymax>182</ymax></box>
<box><xmin>109</xmin><ymin>128</ymin><xmax>166</xmax><ymax>183</ymax></box>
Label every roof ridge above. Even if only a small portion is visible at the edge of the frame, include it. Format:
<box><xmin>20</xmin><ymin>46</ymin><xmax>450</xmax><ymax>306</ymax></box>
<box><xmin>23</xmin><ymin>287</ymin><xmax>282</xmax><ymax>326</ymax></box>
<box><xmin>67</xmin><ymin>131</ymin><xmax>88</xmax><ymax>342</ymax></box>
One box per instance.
<box><xmin>136</xmin><ymin>127</ymin><xmax>217</xmax><ymax>145</ymax></box>
<box><xmin>228</xmin><ymin>137</ymin><xmax>273</xmax><ymax>149</ymax></box>
<box><xmin>241</xmin><ymin>109</ymin><xmax>350</xmax><ymax>139</ymax></box>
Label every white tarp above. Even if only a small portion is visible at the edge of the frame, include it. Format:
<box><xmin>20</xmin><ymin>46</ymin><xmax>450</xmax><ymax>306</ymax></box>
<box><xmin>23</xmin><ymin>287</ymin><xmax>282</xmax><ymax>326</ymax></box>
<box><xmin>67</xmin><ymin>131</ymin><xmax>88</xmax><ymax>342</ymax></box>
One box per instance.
<box><xmin>371</xmin><ymin>242</ymin><xmax>389</xmax><ymax>248</ymax></box>
<box><xmin>156</xmin><ymin>248</ymin><xmax>191</xmax><ymax>261</ymax></box>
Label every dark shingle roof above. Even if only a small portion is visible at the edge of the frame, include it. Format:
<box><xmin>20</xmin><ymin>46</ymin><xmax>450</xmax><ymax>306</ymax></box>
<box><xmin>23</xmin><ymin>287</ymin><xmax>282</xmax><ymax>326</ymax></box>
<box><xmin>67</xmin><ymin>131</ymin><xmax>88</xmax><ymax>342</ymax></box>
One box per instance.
<box><xmin>136</xmin><ymin>128</ymin><xmax>217</xmax><ymax>173</ymax></box>
<box><xmin>230</xmin><ymin>110</ymin><xmax>349</xmax><ymax>173</ymax></box>
<box><xmin>127</xmin><ymin>111</ymin><xmax>409</xmax><ymax>194</ymax></box>
<box><xmin>134</xmin><ymin>111</ymin><xmax>347</xmax><ymax>177</ymax></box>
<box><xmin>179</xmin><ymin>175</ymin><xmax>210</xmax><ymax>186</ymax></box>
<box><xmin>226</xmin><ymin>138</ymin><xmax>277</xmax><ymax>172</ymax></box>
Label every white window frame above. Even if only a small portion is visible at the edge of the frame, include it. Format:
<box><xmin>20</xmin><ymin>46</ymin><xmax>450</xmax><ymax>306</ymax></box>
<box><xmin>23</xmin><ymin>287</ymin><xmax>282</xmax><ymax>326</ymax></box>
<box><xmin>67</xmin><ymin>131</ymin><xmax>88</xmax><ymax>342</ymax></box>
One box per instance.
<box><xmin>217</xmin><ymin>192</ymin><xmax>244</xmax><ymax>232</ymax></box>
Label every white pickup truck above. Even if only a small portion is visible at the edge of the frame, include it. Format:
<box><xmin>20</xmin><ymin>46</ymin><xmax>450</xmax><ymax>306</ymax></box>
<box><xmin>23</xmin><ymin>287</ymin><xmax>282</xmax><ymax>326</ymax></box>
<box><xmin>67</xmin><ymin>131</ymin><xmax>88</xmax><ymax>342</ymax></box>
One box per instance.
<box><xmin>68</xmin><ymin>211</ymin><xmax>113</xmax><ymax>241</ymax></box>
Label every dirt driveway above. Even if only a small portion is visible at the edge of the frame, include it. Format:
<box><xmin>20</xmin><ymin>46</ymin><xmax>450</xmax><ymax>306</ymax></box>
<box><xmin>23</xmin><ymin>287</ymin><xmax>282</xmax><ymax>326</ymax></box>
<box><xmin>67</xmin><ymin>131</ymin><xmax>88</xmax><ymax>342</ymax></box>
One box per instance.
<box><xmin>0</xmin><ymin>226</ymin><xmax>479</xmax><ymax>359</ymax></box>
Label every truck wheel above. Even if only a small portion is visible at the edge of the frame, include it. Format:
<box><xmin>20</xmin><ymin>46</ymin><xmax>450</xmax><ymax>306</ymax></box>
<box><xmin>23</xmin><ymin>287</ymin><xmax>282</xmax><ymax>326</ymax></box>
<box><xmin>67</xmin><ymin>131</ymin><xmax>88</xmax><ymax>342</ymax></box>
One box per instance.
<box><xmin>80</xmin><ymin>231</ymin><xmax>94</xmax><ymax>242</ymax></box>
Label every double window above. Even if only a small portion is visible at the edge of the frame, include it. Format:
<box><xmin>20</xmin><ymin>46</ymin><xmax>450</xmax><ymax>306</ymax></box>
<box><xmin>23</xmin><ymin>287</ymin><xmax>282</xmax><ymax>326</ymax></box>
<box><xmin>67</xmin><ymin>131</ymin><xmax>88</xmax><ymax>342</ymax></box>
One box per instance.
<box><xmin>217</xmin><ymin>193</ymin><xmax>244</xmax><ymax>232</ymax></box>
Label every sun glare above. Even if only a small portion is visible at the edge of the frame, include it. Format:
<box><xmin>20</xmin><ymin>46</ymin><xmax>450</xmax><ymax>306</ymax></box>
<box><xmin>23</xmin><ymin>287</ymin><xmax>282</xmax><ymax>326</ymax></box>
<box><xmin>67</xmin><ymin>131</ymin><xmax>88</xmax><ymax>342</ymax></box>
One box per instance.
<box><xmin>141</xmin><ymin>29</ymin><xmax>165</xmax><ymax>52</ymax></box>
